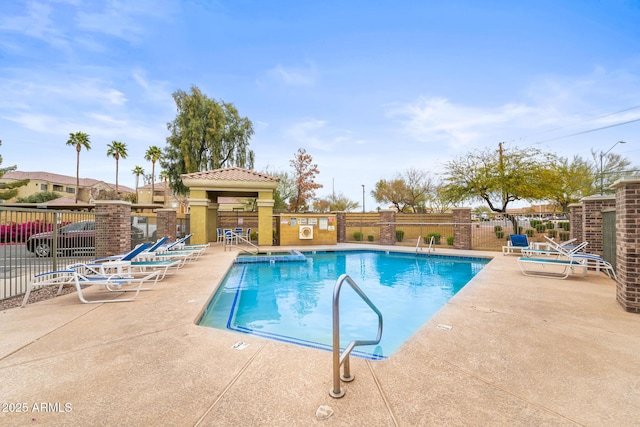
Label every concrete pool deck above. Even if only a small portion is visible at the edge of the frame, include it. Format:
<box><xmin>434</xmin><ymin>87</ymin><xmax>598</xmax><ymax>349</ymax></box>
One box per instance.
<box><xmin>1</xmin><ymin>244</ymin><xmax>639</xmax><ymax>426</ymax></box>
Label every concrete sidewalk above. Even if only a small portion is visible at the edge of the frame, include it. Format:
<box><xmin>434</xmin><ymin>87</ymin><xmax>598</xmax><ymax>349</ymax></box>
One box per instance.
<box><xmin>1</xmin><ymin>245</ymin><xmax>639</xmax><ymax>426</ymax></box>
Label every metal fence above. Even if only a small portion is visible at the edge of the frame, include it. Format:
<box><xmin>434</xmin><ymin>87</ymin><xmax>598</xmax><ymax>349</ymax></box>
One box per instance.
<box><xmin>1</xmin><ymin>207</ymin><xmax>97</xmax><ymax>300</ymax></box>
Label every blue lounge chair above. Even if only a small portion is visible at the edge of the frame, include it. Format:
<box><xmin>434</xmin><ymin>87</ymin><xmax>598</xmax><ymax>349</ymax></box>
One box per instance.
<box><xmin>502</xmin><ymin>234</ymin><xmax>531</xmax><ymax>255</ymax></box>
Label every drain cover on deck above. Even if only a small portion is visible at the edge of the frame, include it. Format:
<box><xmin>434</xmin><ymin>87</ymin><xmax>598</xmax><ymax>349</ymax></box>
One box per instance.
<box><xmin>231</xmin><ymin>341</ymin><xmax>249</xmax><ymax>350</ymax></box>
<box><xmin>316</xmin><ymin>405</ymin><xmax>334</xmax><ymax>420</ymax></box>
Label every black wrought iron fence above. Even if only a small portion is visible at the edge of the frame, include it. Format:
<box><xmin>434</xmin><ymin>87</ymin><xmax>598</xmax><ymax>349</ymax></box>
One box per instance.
<box><xmin>1</xmin><ymin>207</ymin><xmax>96</xmax><ymax>301</ymax></box>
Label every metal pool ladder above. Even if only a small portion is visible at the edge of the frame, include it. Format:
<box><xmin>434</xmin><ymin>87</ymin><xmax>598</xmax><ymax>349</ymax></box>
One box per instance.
<box><xmin>330</xmin><ymin>274</ymin><xmax>383</xmax><ymax>398</ymax></box>
<box><xmin>416</xmin><ymin>235</ymin><xmax>435</xmax><ymax>254</ymax></box>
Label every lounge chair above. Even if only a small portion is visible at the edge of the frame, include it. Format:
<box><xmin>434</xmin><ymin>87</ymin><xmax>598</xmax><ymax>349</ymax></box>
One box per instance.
<box><xmin>21</xmin><ymin>268</ymin><xmax>161</xmax><ymax>306</ymax></box>
<box><xmin>502</xmin><ymin>234</ymin><xmax>532</xmax><ymax>255</ymax></box>
<box><xmin>518</xmin><ymin>256</ymin><xmax>588</xmax><ymax>279</ymax></box>
<box><xmin>543</xmin><ymin>238</ymin><xmax>617</xmax><ymax>279</ymax></box>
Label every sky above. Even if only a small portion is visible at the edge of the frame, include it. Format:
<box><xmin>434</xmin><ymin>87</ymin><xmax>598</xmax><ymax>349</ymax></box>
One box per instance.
<box><xmin>1</xmin><ymin>0</ymin><xmax>640</xmax><ymax>210</ymax></box>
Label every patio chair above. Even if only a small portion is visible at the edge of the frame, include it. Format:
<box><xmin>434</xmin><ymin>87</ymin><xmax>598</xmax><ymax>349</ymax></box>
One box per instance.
<box><xmin>502</xmin><ymin>234</ymin><xmax>532</xmax><ymax>255</ymax></box>
<box><xmin>517</xmin><ymin>256</ymin><xmax>588</xmax><ymax>279</ymax></box>
<box><xmin>542</xmin><ymin>238</ymin><xmax>616</xmax><ymax>279</ymax></box>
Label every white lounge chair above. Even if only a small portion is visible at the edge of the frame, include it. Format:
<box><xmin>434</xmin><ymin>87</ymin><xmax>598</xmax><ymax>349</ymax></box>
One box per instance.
<box><xmin>518</xmin><ymin>256</ymin><xmax>588</xmax><ymax>279</ymax></box>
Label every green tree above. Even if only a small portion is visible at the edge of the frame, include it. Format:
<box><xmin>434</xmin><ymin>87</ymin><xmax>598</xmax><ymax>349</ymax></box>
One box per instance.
<box><xmin>145</xmin><ymin>146</ymin><xmax>163</xmax><ymax>204</ymax></box>
<box><xmin>106</xmin><ymin>140</ymin><xmax>128</xmax><ymax>196</ymax></box>
<box><xmin>159</xmin><ymin>170</ymin><xmax>169</xmax><ymax>206</ymax></box>
<box><xmin>289</xmin><ymin>148</ymin><xmax>322</xmax><ymax>212</ymax></box>
<box><xmin>372</xmin><ymin>168</ymin><xmax>433</xmax><ymax>213</ymax></box>
<box><xmin>0</xmin><ymin>139</ymin><xmax>29</xmax><ymax>200</ymax></box>
<box><xmin>164</xmin><ymin>86</ymin><xmax>255</xmax><ymax>194</ymax></box>
<box><xmin>132</xmin><ymin>165</ymin><xmax>144</xmax><ymax>204</ymax></box>
<box><xmin>314</xmin><ymin>192</ymin><xmax>359</xmax><ymax>212</ymax></box>
<box><xmin>66</xmin><ymin>131</ymin><xmax>91</xmax><ymax>203</ymax></box>
<box><xmin>546</xmin><ymin>155</ymin><xmax>594</xmax><ymax>213</ymax></box>
<box><xmin>429</xmin><ymin>182</ymin><xmax>456</xmax><ymax>213</ymax></box>
<box><xmin>442</xmin><ymin>142</ymin><xmax>556</xmax><ymax>230</ymax></box>
<box><xmin>260</xmin><ymin>167</ymin><xmax>295</xmax><ymax>211</ymax></box>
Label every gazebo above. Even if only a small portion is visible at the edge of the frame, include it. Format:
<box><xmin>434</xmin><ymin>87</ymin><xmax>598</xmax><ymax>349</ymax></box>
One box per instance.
<box><xmin>181</xmin><ymin>167</ymin><xmax>279</xmax><ymax>246</ymax></box>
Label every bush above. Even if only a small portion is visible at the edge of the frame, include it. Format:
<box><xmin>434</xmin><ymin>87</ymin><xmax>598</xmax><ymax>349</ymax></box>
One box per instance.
<box><xmin>545</xmin><ymin>222</ymin><xmax>555</xmax><ymax>229</ymax></box>
<box><xmin>530</xmin><ymin>219</ymin><xmax>542</xmax><ymax>227</ymax></box>
<box><xmin>559</xmin><ymin>231</ymin><xmax>570</xmax><ymax>241</ymax></box>
<box><xmin>367</xmin><ymin>235</ymin><xmax>374</xmax><ymax>242</ymax></box>
<box><xmin>547</xmin><ymin>229</ymin><xmax>557</xmax><ymax>238</ymax></box>
<box><xmin>517</xmin><ymin>225</ymin><xmax>523</xmax><ymax>234</ymax></box>
<box><xmin>395</xmin><ymin>230</ymin><xmax>404</xmax><ymax>242</ymax></box>
<box><xmin>354</xmin><ymin>231</ymin><xmax>363</xmax><ymax>241</ymax></box>
<box><xmin>250</xmin><ymin>232</ymin><xmax>258</xmax><ymax>241</ymax></box>
<box><xmin>446</xmin><ymin>236</ymin><xmax>454</xmax><ymax>246</ymax></box>
<box><xmin>495</xmin><ymin>230</ymin><xmax>505</xmax><ymax>239</ymax></box>
<box><xmin>425</xmin><ymin>232</ymin><xmax>441</xmax><ymax>244</ymax></box>
<box><xmin>559</xmin><ymin>221</ymin><xmax>570</xmax><ymax>231</ymax></box>
<box><xmin>494</xmin><ymin>225</ymin><xmax>502</xmax><ymax>232</ymax></box>
<box><xmin>525</xmin><ymin>229</ymin><xmax>535</xmax><ymax>237</ymax></box>
<box><xmin>535</xmin><ymin>224</ymin><xmax>546</xmax><ymax>233</ymax></box>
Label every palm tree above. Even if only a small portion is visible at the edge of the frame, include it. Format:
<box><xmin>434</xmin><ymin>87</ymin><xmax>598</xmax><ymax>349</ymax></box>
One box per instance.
<box><xmin>106</xmin><ymin>140</ymin><xmax>128</xmax><ymax>196</ymax></box>
<box><xmin>159</xmin><ymin>170</ymin><xmax>169</xmax><ymax>206</ymax></box>
<box><xmin>66</xmin><ymin>131</ymin><xmax>91</xmax><ymax>203</ymax></box>
<box><xmin>132</xmin><ymin>165</ymin><xmax>144</xmax><ymax>204</ymax></box>
<box><xmin>144</xmin><ymin>146</ymin><xmax>163</xmax><ymax>205</ymax></box>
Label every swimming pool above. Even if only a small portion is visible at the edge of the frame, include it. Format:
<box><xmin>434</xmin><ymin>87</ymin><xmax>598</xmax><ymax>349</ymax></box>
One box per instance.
<box><xmin>199</xmin><ymin>250</ymin><xmax>489</xmax><ymax>359</ymax></box>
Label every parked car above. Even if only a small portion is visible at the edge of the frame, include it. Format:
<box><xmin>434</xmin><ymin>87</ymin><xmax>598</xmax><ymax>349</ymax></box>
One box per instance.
<box><xmin>26</xmin><ymin>220</ymin><xmax>96</xmax><ymax>257</ymax></box>
<box><xmin>26</xmin><ymin>221</ymin><xmax>147</xmax><ymax>257</ymax></box>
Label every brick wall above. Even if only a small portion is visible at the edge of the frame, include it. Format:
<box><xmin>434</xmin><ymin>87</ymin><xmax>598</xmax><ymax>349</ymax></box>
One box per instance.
<box><xmin>95</xmin><ymin>201</ymin><xmax>131</xmax><ymax>258</ymax></box>
<box><xmin>613</xmin><ymin>179</ymin><xmax>640</xmax><ymax>313</ymax></box>
<box><xmin>568</xmin><ymin>203</ymin><xmax>583</xmax><ymax>242</ymax></box>
<box><xmin>452</xmin><ymin>208</ymin><xmax>472</xmax><ymax>250</ymax></box>
<box><xmin>581</xmin><ymin>196</ymin><xmax>616</xmax><ymax>256</ymax></box>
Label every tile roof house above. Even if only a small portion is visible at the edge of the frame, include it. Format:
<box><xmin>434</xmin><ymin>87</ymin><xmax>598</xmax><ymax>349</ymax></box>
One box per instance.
<box><xmin>0</xmin><ymin>171</ymin><xmax>135</xmax><ymax>203</ymax></box>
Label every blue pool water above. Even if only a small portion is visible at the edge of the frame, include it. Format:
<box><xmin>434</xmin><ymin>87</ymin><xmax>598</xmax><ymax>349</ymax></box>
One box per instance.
<box><xmin>199</xmin><ymin>250</ymin><xmax>489</xmax><ymax>359</ymax></box>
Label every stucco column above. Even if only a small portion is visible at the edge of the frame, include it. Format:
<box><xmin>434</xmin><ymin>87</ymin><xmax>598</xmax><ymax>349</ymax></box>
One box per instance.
<box><xmin>612</xmin><ymin>178</ymin><xmax>640</xmax><ymax>313</ymax></box>
<box><xmin>257</xmin><ymin>191</ymin><xmax>275</xmax><ymax>246</ymax></box>
<box><xmin>452</xmin><ymin>207</ymin><xmax>472</xmax><ymax>250</ymax></box>
<box><xmin>187</xmin><ymin>190</ymin><xmax>211</xmax><ymax>245</ymax></box>
<box><xmin>336</xmin><ymin>212</ymin><xmax>346</xmax><ymax>243</ymax></box>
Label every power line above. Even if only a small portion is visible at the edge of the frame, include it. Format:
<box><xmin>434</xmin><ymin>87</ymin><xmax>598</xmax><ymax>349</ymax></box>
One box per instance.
<box><xmin>535</xmin><ymin>116</ymin><xmax>640</xmax><ymax>143</ymax></box>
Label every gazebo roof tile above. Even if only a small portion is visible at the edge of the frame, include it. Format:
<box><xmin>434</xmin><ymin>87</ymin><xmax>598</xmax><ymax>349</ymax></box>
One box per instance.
<box><xmin>181</xmin><ymin>167</ymin><xmax>279</xmax><ymax>182</ymax></box>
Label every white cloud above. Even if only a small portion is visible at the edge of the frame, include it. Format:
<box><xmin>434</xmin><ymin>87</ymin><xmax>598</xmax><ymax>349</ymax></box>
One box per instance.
<box><xmin>267</xmin><ymin>63</ymin><xmax>318</xmax><ymax>86</ymax></box>
<box><xmin>0</xmin><ymin>1</ymin><xmax>69</xmax><ymax>50</ymax></box>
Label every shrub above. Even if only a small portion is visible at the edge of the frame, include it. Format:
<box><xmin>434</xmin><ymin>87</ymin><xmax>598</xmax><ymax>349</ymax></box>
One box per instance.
<box><xmin>517</xmin><ymin>225</ymin><xmax>523</xmax><ymax>234</ymax></box>
<box><xmin>559</xmin><ymin>231</ymin><xmax>570</xmax><ymax>241</ymax></box>
<box><xmin>367</xmin><ymin>235</ymin><xmax>374</xmax><ymax>242</ymax></box>
<box><xmin>530</xmin><ymin>219</ymin><xmax>542</xmax><ymax>227</ymax></box>
<box><xmin>425</xmin><ymin>232</ymin><xmax>441</xmax><ymax>244</ymax></box>
<box><xmin>395</xmin><ymin>230</ymin><xmax>404</xmax><ymax>242</ymax></box>
<box><xmin>446</xmin><ymin>236</ymin><xmax>454</xmax><ymax>246</ymax></box>
<box><xmin>547</xmin><ymin>229</ymin><xmax>557</xmax><ymax>238</ymax></box>
<box><xmin>535</xmin><ymin>224</ymin><xmax>546</xmax><ymax>233</ymax></box>
<box><xmin>545</xmin><ymin>221</ymin><xmax>555</xmax><ymax>229</ymax></box>
<box><xmin>559</xmin><ymin>221</ymin><xmax>570</xmax><ymax>231</ymax></box>
<box><xmin>250</xmin><ymin>232</ymin><xmax>258</xmax><ymax>241</ymax></box>
<box><xmin>525</xmin><ymin>229</ymin><xmax>535</xmax><ymax>237</ymax></box>
<box><xmin>354</xmin><ymin>231</ymin><xmax>363</xmax><ymax>241</ymax></box>
<box><xmin>494</xmin><ymin>225</ymin><xmax>502</xmax><ymax>232</ymax></box>
<box><xmin>495</xmin><ymin>230</ymin><xmax>505</xmax><ymax>239</ymax></box>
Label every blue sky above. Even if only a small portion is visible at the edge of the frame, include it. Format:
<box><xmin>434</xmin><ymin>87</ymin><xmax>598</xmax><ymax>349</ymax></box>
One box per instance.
<box><xmin>1</xmin><ymin>0</ymin><xmax>640</xmax><ymax>210</ymax></box>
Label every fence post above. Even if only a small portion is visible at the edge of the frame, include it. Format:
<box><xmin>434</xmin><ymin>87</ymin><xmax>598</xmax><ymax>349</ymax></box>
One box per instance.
<box><xmin>612</xmin><ymin>178</ymin><xmax>640</xmax><ymax>313</ymax></box>
<box><xmin>94</xmin><ymin>201</ymin><xmax>132</xmax><ymax>259</ymax></box>
<box><xmin>157</xmin><ymin>208</ymin><xmax>177</xmax><ymax>242</ymax></box>
<box><xmin>580</xmin><ymin>195</ymin><xmax>616</xmax><ymax>256</ymax></box>
<box><xmin>379</xmin><ymin>210</ymin><xmax>395</xmax><ymax>245</ymax></box>
<box><xmin>452</xmin><ymin>208</ymin><xmax>472</xmax><ymax>250</ymax></box>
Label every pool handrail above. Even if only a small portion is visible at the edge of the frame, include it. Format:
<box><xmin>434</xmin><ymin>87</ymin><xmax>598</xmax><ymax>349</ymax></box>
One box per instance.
<box><xmin>330</xmin><ymin>273</ymin><xmax>383</xmax><ymax>398</ymax></box>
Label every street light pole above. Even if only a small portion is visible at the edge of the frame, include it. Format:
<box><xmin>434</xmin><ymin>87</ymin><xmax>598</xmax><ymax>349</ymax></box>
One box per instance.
<box><xmin>599</xmin><ymin>140</ymin><xmax>626</xmax><ymax>195</ymax></box>
<box><xmin>361</xmin><ymin>184</ymin><xmax>365</xmax><ymax>213</ymax></box>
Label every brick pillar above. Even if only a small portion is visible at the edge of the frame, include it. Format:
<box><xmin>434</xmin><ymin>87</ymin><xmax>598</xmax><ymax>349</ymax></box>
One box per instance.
<box><xmin>568</xmin><ymin>203</ymin><xmax>583</xmax><ymax>242</ymax></box>
<box><xmin>612</xmin><ymin>178</ymin><xmax>640</xmax><ymax>313</ymax></box>
<box><xmin>379</xmin><ymin>210</ymin><xmax>396</xmax><ymax>245</ymax></box>
<box><xmin>336</xmin><ymin>212</ymin><xmax>346</xmax><ymax>243</ymax></box>
<box><xmin>452</xmin><ymin>208</ymin><xmax>472</xmax><ymax>250</ymax></box>
<box><xmin>157</xmin><ymin>209</ymin><xmax>177</xmax><ymax>242</ymax></box>
<box><xmin>581</xmin><ymin>195</ymin><xmax>616</xmax><ymax>256</ymax></box>
<box><xmin>94</xmin><ymin>201</ymin><xmax>132</xmax><ymax>258</ymax></box>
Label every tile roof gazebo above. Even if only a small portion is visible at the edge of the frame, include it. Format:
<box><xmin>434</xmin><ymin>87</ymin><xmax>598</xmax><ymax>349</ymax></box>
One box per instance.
<box><xmin>181</xmin><ymin>167</ymin><xmax>279</xmax><ymax>246</ymax></box>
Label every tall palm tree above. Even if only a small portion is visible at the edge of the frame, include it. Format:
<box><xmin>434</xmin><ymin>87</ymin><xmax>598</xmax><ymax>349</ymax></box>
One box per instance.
<box><xmin>66</xmin><ymin>131</ymin><xmax>91</xmax><ymax>203</ymax></box>
<box><xmin>106</xmin><ymin>140</ymin><xmax>128</xmax><ymax>196</ymax></box>
<box><xmin>144</xmin><ymin>145</ymin><xmax>163</xmax><ymax>205</ymax></box>
<box><xmin>132</xmin><ymin>165</ymin><xmax>144</xmax><ymax>204</ymax></box>
<box><xmin>159</xmin><ymin>170</ymin><xmax>169</xmax><ymax>206</ymax></box>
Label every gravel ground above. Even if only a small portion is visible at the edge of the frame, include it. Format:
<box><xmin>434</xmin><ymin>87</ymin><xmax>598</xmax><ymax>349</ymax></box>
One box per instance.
<box><xmin>0</xmin><ymin>285</ymin><xmax>77</xmax><ymax>311</ymax></box>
